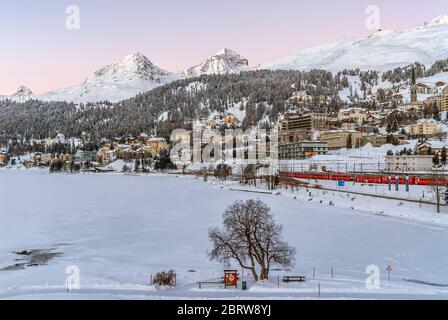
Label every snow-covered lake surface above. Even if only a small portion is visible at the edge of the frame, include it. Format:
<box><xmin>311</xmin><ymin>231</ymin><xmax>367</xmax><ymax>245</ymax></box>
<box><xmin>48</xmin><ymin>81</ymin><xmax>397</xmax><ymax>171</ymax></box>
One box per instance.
<box><xmin>0</xmin><ymin>170</ymin><xmax>448</xmax><ymax>300</ymax></box>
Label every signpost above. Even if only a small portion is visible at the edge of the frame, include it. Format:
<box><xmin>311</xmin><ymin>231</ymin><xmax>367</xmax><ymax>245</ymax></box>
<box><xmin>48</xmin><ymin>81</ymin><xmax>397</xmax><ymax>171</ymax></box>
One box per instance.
<box><xmin>386</xmin><ymin>265</ymin><xmax>392</xmax><ymax>282</ymax></box>
<box><xmin>224</xmin><ymin>270</ymin><xmax>238</xmax><ymax>288</ymax></box>
<box><xmin>338</xmin><ymin>180</ymin><xmax>345</xmax><ymax>188</ymax></box>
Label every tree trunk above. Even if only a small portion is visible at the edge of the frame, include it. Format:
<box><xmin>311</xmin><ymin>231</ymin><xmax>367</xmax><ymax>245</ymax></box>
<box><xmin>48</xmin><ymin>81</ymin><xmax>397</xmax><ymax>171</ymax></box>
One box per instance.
<box><xmin>259</xmin><ymin>267</ymin><xmax>269</xmax><ymax>281</ymax></box>
<box><xmin>250</xmin><ymin>267</ymin><xmax>258</xmax><ymax>282</ymax></box>
<box><xmin>436</xmin><ymin>184</ymin><xmax>441</xmax><ymax>213</ymax></box>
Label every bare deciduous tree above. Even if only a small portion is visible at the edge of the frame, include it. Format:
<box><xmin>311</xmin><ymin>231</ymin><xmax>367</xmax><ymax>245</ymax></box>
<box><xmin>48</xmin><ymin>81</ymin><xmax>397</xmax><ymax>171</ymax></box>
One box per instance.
<box><xmin>214</xmin><ymin>163</ymin><xmax>232</xmax><ymax>180</ymax></box>
<box><xmin>243</xmin><ymin>164</ymin><xmax>257</xmax><ymax>186</ymax></box>
<box><xmin>208</xmin><ymin>199</ymin><xmax>295</xmax><ymax>282</ymax></box>
<box><xmin>431</xmin><ymin>169</ymin><xmax>447</xmax><ymax>213</ymax></box>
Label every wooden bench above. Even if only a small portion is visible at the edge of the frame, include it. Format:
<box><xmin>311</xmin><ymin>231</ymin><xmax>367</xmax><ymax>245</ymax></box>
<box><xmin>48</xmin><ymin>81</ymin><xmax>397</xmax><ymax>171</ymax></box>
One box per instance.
<box><xmin>197</xmin><ymin>281</ymin><xmax>224</xmax><ymax>289</ymax></box>
<box><xmin>283</xmin><ymin>276</ymin><xmax>306</xmax><ymax>283</ymax></box>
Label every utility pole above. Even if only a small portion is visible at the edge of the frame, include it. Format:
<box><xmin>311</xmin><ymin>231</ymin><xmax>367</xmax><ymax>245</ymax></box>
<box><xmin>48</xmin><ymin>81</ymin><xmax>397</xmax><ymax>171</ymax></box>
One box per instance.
<box><xmin>435</xmin><ymin>170</ymin><xmax>441</xmax><ymax>214</ymax></box>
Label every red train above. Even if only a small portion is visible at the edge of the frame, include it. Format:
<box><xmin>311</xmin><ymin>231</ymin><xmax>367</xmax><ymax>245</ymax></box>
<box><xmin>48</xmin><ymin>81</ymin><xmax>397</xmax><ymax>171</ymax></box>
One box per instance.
<box><xmin>279</xmin><ymin>172</ymin><xmax>448</xmax><ymax>186</ymax></box>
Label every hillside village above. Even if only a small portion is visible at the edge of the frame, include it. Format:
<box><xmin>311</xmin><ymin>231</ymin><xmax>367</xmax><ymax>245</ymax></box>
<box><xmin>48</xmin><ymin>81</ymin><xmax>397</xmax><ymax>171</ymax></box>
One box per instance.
<box><xmin>1</xmin><ymin>65</ymin><xmax>448</xmax><ymax>178</ymax></box>
<box><xmin>273</xmin><ymin>68</ymin><xmax>448</xmax><ymax>173</ymax></box>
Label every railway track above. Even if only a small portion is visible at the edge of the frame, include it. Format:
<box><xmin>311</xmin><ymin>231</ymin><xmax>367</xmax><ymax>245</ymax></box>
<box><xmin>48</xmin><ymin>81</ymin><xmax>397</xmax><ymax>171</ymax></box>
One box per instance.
<box><xmin>280</xmin><ymin>172</ymin><xmax>448</xmax><ymax>186</ymax></box>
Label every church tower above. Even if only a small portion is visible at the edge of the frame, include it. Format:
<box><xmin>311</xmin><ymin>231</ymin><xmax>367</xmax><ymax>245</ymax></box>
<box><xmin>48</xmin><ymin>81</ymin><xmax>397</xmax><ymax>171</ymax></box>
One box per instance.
<box><xmin>411</xmin><ymin>67</ymin><xmax>417</xmax><ymax>103</ymax></box>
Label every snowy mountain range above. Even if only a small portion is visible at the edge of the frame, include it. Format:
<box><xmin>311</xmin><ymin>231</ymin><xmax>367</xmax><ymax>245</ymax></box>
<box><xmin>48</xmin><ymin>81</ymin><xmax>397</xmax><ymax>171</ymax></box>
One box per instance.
<box><xmin>2</xmin><ymin>15</ymin><xmax>448</xmax><ymax>104</ymax></box>
<box><xmin>183</xmin><ymin>48</ymin><xmax>250</xmax><ymax>77</ymax></box>
<box><xmin>259</xmin><ymin>15</ymin><xmax>448</xmax><ymax>72</ymax></box>
<box><xmin>1</xmin><ymin>49</ymin><xmax>249</xmax><ymax>104</ymax></box>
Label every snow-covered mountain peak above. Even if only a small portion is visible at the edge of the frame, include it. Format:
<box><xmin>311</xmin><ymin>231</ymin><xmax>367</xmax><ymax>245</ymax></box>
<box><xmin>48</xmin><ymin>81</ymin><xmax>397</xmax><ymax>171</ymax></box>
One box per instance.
<box><xmin>9</xmin><ymin>86</ymin><xmax>35</xmax><ymax>102</ymax></box>
<box><xmin>424</xmin><ymin>15</ymin><xmax>448</xmax><ymax>27</ymax></box>
<box><xmin>124</xmin><ymin>51</ymin><xmax>146</xmax><ymax>61</ymax></box>
<box><xmin>14</xmin><ymin>85</ymin><xmax>33</xmax><ymax>95</ymax></box>
<box><xmin>84</xmin><ymin>52</ymin><xmax>171</xmax><ymax>85</ymax></box>
<box><xmin>38</xmin><ymin>53</ymin><xmax>179</xmax><ymax>103</ymax></box>
<box><xmin>259</xmin><ymin>17</ymin><xmax>448</xmax><ymax>72</ymax></box>
<box><xmin>214</xmin><ymin>48</ymin><xmax>240</xmax><ymax>57</ymax></box>
<box><xmin>184</xmin><ymin>48</ymin><xmax>250</xmax><ymax>77</ymax></box>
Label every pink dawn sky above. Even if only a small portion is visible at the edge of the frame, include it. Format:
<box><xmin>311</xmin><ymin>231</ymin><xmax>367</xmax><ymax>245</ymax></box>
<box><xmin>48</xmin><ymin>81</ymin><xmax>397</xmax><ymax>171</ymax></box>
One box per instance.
<box><xmin>1</xmin><ymin>0</ymin><xmax>448</xmax><ymax>94</ymax></box>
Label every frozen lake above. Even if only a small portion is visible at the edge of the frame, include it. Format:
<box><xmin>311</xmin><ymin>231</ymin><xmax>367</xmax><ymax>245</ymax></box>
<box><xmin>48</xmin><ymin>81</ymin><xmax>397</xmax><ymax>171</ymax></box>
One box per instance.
<box><xmin>0</xmin><ymin>170</ymin><xmax>447</xmax><ymax>299</ymax></box>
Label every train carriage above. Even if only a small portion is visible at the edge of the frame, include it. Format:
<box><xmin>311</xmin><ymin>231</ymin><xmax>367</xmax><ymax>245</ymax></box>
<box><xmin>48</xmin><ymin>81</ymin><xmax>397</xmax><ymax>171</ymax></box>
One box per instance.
<box><xmin>279</xmin><ymin>172</ymin><xmax>448</xmax><ymax>186</ymax></box>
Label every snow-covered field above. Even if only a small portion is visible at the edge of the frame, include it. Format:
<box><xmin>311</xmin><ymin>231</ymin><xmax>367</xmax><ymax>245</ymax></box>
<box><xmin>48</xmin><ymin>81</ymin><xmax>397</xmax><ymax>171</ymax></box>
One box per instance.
<box><xmin>0</xmin><ymin>171</ymin><xmax>448</xmax><ymax>300</ymax></box>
